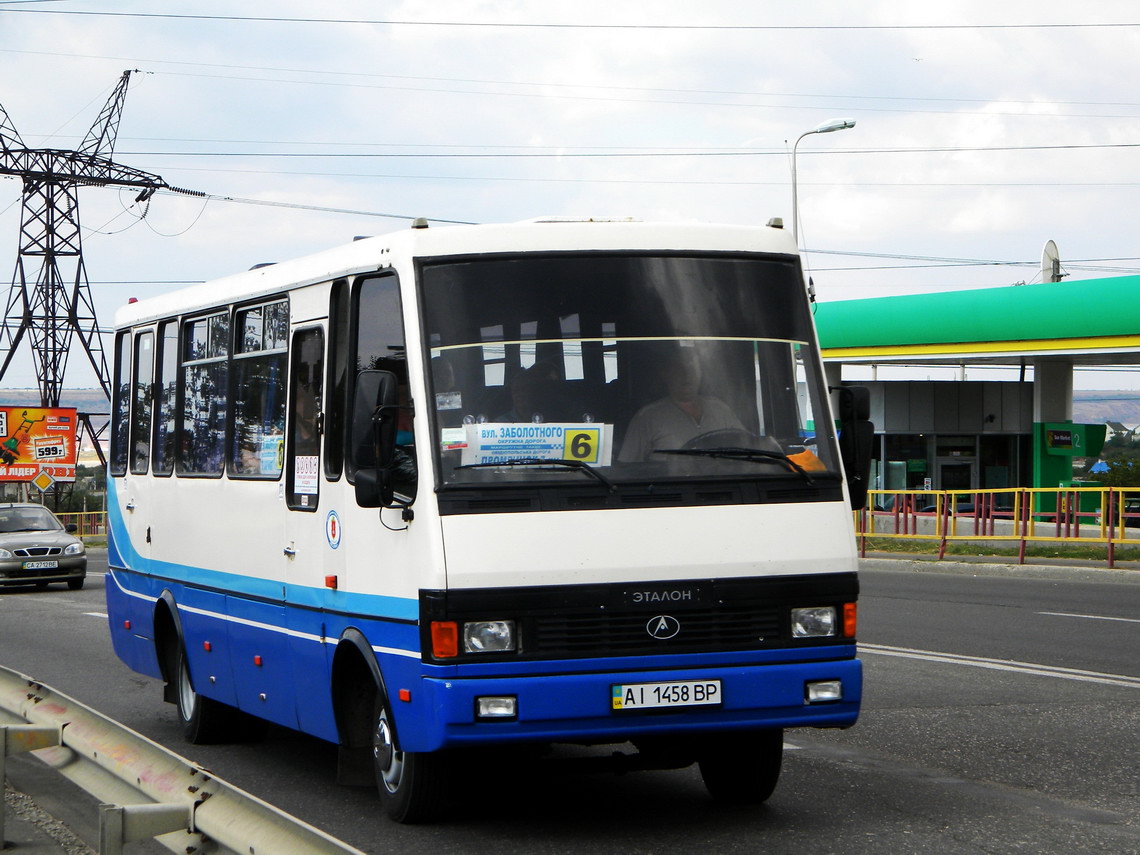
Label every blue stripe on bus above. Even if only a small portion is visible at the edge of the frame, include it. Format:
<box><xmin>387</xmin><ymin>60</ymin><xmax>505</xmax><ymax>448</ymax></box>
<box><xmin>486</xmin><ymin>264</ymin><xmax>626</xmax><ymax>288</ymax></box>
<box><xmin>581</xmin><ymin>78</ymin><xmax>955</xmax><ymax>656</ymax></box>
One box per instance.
<box><xmin>106</xmin><ymin>481</ymin><xmax>419</xmax><ymax>623</ymax></box>
<box><xmin>108</xmin><ymin>565</ymin><xmax>423</xmax><ymax>654</ymax></box>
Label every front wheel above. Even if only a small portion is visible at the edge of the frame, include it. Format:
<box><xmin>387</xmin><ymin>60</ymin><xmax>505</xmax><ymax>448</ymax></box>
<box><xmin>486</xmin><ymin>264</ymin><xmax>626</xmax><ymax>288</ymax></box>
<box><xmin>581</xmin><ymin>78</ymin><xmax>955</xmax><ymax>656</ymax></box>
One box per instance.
<box><xmin>372</xmin><ymin>694</ymin><xmax>448</xmax><ymax>823</ymax></box>
<box><xmin>698</xmin><ymin>728</ymin><xmax>784</xmax><ymax>805</ymax></box>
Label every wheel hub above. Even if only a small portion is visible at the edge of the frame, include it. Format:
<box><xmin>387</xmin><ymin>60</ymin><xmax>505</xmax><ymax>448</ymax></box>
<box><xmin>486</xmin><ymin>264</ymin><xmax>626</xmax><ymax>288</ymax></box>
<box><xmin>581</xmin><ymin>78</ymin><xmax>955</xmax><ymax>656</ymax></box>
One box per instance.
<box><xmin>373</xmin><ymin>711</ymin><xmax>404</xmax><ymax>793</ymax></box>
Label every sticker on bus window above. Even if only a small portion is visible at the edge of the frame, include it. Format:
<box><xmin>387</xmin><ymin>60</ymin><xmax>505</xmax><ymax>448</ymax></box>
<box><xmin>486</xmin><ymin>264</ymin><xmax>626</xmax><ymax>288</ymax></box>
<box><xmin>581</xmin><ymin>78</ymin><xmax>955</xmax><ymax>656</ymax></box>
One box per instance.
<box><xmin>440</xmin><ymin>427</ymin><xmax>468</xmax><ymax>452</ymax></box>
<box><xmin>294</xmin><ymin>455</ymin><xmax>319</xmax><ymax>494</ymax></box>
<box><xmin>460</xmin><ymin>423</ymin><xmax>613</xmax><ymax>467</ymax></box>
<box><xmin>260</xmin><ymin>436</ymin><xmax>284</xmax><ymax>474</ymax></box>
<box><xmin>436</xmin><ymin>391</ymin><xmax>462</xmax><ymax>411</ymax></box>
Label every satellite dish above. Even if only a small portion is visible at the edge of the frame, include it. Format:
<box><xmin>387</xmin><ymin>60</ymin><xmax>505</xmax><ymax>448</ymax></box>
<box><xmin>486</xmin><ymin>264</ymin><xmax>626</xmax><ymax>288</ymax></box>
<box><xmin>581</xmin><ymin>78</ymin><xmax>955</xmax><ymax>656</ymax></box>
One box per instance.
<box><xmin>1041</xmin><ymin>240</ymin><xmax>1062</xmax><ymax>283</ymax></box>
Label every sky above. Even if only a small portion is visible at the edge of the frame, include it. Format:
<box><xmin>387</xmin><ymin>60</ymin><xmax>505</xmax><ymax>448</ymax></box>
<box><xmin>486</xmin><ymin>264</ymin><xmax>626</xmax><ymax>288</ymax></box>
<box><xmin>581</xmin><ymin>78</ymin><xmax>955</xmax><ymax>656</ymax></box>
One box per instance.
<box><xmin>1</xmin><ymin>0</ymin><xmax>1139</xmax><ymax>391</ymax></box>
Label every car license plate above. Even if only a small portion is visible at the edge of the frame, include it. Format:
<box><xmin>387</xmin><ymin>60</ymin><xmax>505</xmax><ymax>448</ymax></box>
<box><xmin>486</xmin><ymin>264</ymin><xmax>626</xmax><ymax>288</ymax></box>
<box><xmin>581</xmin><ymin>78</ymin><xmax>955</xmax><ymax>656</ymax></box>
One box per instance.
<box><xmin>22</xmin><ymin>560</ymin><xmax>58</xmax><ymax>570</ymax></box>
<box><xmin>612</xmin><ymin>679</ymin><xmax>722</xmax><ymax>711</ymax></box>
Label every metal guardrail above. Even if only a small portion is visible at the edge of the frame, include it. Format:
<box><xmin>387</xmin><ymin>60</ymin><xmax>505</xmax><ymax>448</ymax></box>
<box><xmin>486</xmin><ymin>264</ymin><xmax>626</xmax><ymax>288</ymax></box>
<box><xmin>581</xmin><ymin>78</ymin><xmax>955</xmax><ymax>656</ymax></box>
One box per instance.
<box><xmin>0</xmin><ymin>665</ymin><xmax>367</xmax><ymax>855</ymax></box>
<box><xmin>859</xmin><ymin>486</ymin><xmax>1140</xmax><ymax>567</ymax></box>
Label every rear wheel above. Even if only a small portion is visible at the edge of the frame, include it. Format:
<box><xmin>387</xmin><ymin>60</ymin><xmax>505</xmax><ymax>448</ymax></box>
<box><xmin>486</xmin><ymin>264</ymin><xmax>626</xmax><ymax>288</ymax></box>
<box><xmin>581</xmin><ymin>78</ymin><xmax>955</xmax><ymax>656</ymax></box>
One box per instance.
<box><xmin>698</xmin><ymin>729</ymin><xmax>783</xmax><ymax>805</ymax></box>
<box><xmin>372</xmin><ymin>693</ymin><xmax>448</xmax><ymax>823</ymax></box>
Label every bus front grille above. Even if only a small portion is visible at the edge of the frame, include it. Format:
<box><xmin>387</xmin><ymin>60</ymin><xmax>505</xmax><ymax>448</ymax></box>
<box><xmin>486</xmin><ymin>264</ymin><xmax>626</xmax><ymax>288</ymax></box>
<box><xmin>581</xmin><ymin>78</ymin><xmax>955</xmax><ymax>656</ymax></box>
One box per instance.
<box><xmin>533</xmin><ymin>605</ymin><xmax>784</xmax><ymax>657</ymax></box>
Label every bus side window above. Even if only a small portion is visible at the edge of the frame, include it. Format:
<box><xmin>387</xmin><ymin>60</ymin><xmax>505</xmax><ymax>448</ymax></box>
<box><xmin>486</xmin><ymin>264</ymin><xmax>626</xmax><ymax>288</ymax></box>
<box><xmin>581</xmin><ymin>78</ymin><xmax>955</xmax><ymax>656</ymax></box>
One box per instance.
<box><xmin>129</xmin><ymin>331</ymin><xmax>154</xmax><ymax>475</ymax></box>
<box><xmin>287</xmin><ymin>327</ymin><xmax>324</xmax><ymax>510</ymax></box>
<box><xmin>325</xmin><ymin>279</ymin><xmax>349</xmax><ymax>480</ymax></box>
<box><xmin>110</xmin><ymin>331</ymin><xmax>131</xmax><ymax>477</ymax></box>
<box><xmin>152</xmin><ymin>320</ymin><xmax>178</xmax><ymax>476</ymax></box>
<box><xmin>349</xmin><ymin>274</ymin><xmax>416</xmax><ymax>503</ymax></box>
<box><xmin>179</xmin><ymin>312</ymin><xmax>229</xmax><ymax>476</ymax></box>
<box><xmin>230</xmin><ymin>300</ymin><xmax>288</xmax><ymax>479</ymax></box>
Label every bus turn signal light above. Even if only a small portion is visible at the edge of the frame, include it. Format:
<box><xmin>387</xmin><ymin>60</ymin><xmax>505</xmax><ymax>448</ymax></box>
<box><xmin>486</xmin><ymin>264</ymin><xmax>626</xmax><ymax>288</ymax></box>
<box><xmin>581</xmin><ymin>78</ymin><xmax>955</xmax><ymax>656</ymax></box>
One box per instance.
<box><xmin>431</xmin><ymin>621</ymin><xmax>459</xmax><ymax>658</ymax></box>
<box><xmin>843</xmin><ymin>603</ymin><xmax>857</xmax><ymax>637</ymax></box>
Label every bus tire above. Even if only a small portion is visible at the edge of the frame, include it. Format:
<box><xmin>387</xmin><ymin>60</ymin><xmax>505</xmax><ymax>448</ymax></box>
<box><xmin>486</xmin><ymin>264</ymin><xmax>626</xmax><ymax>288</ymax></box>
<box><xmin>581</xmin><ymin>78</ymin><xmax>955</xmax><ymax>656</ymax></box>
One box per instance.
<box><xmin>372</xmin><ymin>692</ymin><xmax>447</xmax><ymax>823</ymax></box>
<box><xmin>698</xmin><ymin>728</ymin><xmax>783</xmax><ymax>805</ymax></box>
<box><xmin>176</xmin><ymin>643</ymin><xmax>244</xmax><ymax>744</ymax></box>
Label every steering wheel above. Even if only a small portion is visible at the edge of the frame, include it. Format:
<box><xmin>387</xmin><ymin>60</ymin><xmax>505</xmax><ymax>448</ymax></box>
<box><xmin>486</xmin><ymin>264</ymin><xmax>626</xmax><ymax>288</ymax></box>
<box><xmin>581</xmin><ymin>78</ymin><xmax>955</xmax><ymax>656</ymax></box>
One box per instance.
<box><xmin>681</xmin><ymin>428</ymin><xmax>759</xmax><ymax>450</ymax></box>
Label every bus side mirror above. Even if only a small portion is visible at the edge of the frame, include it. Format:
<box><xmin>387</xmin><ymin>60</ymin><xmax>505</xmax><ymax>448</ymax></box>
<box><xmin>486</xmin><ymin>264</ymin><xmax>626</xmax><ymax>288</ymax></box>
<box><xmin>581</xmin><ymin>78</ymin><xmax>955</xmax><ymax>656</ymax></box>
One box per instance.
<box><xmin>831</xmin><ymin>385</ymin><xmax>874</xmax><ymax>511</ymax></box>
<box><xmin>352</xmin><ymin>369</ymin><xmax>399</xmax><ymax>508</ymax></box>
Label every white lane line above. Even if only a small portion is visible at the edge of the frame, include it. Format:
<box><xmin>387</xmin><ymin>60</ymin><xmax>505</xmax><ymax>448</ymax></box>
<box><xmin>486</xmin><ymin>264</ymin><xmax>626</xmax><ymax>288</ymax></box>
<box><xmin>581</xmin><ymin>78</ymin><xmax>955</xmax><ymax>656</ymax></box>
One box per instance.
<box><xmin>860</xmin><ymin>643</ymin><xmax>1140</xmax><ymax>689</ymax></box>
<box><xmin>85</xmin><ymin>612</ymin><xmax>108</xmax><ymax>618</ymax></box>
<box><xmin>1038</xmin><ymin>611</ymin><xmax>1140</xmax><ymax>625</ymax></box>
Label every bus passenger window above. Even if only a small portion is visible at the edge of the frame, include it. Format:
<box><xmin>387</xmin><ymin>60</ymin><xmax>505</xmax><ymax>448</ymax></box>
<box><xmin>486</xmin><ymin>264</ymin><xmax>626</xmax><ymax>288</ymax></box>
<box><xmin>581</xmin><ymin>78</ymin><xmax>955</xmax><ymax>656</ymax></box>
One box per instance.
<box><xmin>287</xmin><ymin>328</ymin><xmax>324</xmax><ymax>510</ymax></box>
<box><xmin>130</xmin><ymin>331</ymin><xmax>154</xmax><ymax>475</ymax></box>
<box><xmin>152</xmin><ymin>321</ymin><xmax>178</xmax><ymax>476</ymax></box>
<box><xmin>109</xmin><ymin>331</ymin><xmax>131</xmax><ymax>477</ymax></box>
<box><xmin>179</xmin><ymin>312</ymin><xmax>229</xmax><ymax>476</ymax></box>
<box><xmin>230</xmin><ymin>300</ymin><xmax>288</xmax><ymax>478</ymax></box>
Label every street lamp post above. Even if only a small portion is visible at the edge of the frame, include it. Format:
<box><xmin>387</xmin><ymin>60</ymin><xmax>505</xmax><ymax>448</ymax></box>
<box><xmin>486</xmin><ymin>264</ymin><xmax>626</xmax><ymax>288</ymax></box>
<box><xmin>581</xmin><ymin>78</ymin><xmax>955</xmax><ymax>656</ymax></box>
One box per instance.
<box><xmin>791</xmin><ymin>118</ymin><xmax>856</xmax><ymax>246</ymax></box>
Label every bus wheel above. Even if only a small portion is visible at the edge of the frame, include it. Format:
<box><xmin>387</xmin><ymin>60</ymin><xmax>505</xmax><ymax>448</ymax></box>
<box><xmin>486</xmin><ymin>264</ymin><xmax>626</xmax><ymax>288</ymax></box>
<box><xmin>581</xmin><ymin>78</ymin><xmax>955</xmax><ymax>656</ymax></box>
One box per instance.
<box><xmin>176</xmin><ymin>644</ymin><xmax>240</xmax><ymax>744</ymax></box>
<box><xmin>372</xmin><ymin>693</ymin><xmax>447</xmax><ymax>823</ymax></box>
<box><xmin>698</xmin><ymin>728</ymin><xmax>783</xmax><ymax>805</ymax></box>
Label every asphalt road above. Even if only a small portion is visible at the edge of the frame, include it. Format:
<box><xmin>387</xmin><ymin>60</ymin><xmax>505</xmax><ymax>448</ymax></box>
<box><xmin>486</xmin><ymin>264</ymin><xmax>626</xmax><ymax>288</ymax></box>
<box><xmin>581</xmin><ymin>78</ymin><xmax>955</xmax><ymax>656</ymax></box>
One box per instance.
<box><xmin>1</xmin><ymin>554</ymin><xmax>1137</xmax><ymax>854</ymax></box>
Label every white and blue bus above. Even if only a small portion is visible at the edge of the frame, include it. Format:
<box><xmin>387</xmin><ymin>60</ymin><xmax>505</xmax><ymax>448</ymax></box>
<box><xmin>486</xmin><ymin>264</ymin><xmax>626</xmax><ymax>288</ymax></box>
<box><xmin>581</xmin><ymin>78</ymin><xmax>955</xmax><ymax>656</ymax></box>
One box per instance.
<box><xmin>107</xmin><ymin>218</ymin><xmax>871</xmax><ymax>822</ymax></box>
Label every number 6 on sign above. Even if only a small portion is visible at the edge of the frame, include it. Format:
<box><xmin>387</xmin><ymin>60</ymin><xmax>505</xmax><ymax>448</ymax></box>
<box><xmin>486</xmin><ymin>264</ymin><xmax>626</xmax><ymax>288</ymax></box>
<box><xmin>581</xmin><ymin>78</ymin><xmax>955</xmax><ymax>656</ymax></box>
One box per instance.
<box><xmin>564</xmin><ymin>428</ymin><xmax>600</xmax><ymax>463</ymax></box>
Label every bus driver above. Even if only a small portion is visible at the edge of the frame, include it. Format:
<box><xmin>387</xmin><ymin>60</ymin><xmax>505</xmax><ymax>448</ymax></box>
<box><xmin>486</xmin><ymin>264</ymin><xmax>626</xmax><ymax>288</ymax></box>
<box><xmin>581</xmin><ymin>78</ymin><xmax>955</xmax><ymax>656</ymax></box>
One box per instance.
<box><xmin>618</xmin><ymin>347</ymin><xmax>745</xmax><ymax>462</ymax></box>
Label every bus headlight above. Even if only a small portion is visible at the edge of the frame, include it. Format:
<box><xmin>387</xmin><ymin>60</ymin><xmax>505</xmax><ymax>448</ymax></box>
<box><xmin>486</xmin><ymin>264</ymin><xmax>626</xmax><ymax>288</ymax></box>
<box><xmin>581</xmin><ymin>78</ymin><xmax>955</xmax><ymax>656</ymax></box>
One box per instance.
<box><xmin>791</xmin><ymin>606</ymin><xmax>837</xmax><ymax>638</ymax></box>
<box><xmin>463</xmin><ymin>620</ymin><xmax>516</xmax><ymax>653</ymax></box>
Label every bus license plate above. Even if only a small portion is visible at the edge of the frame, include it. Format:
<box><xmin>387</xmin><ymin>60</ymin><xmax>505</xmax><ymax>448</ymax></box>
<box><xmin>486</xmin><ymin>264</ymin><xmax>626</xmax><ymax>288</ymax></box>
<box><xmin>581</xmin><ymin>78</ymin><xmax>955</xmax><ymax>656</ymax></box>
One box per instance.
<box><xmin>23</xmin><ymin>560</ymin><xmax>58</xmax><ymax>570</ymax></box>
<box><xmin>612</xmin><ymin>679</ymin><xmax>721</xmax><ymax>711</ymax></box>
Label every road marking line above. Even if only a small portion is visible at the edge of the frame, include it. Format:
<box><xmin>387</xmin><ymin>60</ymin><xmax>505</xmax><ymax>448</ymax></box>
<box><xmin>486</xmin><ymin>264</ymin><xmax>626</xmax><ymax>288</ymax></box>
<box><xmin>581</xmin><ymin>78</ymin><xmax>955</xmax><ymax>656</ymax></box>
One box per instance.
<box><xmin>1038</xmin><ymin>611</ymin><xmax>1140</xmax><ymax>625</ymax></box>
<box><xmin>861</xmin><ymin>643</ymin><xmax>1140</xmax><ymax>689</ymax></box>
<box><xmin>85</xmin><ymin>612</ymin><xmax>108</xmax><ymax>618</ymax></box>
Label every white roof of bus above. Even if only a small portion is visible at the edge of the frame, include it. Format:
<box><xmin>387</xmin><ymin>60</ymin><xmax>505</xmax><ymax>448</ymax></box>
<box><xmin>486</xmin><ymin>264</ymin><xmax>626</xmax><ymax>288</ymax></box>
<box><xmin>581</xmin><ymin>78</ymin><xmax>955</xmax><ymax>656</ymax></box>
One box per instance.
<box><xmin>114</xmin><ymin>218</ymin><xmax>797</xmax><ymax>327</ymax></box>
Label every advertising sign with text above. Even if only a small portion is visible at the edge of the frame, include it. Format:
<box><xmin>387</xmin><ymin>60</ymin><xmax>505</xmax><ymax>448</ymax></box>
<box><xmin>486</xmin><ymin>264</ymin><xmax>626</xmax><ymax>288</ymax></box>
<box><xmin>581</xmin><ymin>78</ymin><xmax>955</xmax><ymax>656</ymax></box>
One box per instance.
<box><xmin>0</xmin><ymin>406</ymin><xmax>79</xmax><ymax>483</ymax></box>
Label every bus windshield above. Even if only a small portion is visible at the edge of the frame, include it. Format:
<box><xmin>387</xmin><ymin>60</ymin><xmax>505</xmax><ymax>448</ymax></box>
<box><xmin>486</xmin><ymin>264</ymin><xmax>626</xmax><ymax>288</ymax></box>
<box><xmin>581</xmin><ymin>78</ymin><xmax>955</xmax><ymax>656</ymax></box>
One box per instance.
<box><xmin>419</xmin><ymin>252</ymin><xmax>840</xmax><ymax>490</ymax></box>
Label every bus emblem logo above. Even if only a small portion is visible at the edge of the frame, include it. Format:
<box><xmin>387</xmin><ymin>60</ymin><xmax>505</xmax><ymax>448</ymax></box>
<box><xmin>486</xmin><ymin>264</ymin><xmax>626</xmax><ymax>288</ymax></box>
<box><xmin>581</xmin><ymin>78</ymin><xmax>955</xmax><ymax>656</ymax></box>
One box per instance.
<box><xmin>325</xmin><ymin>510</ymin><xmax>342</xmax><ymax>550</ymax></box>
<box><xmin>647</xmin><ymin>615</ymin><xmax>680</xmax><ymax>640</ymax></box>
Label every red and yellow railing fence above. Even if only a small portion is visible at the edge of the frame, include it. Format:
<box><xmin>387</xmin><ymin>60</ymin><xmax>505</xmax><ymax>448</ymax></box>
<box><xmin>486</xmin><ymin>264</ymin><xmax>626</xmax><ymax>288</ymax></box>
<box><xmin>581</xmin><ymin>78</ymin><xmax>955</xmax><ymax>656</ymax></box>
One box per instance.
<box><xmin>858</xmin><ymin>487</ymin><xmax>1140</xmax><ymax>568</ymax></box>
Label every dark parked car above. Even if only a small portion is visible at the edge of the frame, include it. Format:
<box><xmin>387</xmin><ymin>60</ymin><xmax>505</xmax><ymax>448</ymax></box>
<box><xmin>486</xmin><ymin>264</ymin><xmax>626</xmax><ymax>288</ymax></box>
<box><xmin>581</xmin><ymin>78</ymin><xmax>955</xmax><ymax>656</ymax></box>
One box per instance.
<box><xmin>0</xmin><ymin>503</ymin><xmax>86</xmax><ymax>590</ymax></box>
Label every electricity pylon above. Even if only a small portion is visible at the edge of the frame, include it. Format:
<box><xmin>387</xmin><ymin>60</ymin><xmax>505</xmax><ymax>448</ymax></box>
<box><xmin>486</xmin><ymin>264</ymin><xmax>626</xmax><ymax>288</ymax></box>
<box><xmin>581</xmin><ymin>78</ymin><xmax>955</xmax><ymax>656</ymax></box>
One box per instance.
<box><xmin>0</xmin><ymin>69</ymin><xmax>167</xmax><ymax>405</ymax></box>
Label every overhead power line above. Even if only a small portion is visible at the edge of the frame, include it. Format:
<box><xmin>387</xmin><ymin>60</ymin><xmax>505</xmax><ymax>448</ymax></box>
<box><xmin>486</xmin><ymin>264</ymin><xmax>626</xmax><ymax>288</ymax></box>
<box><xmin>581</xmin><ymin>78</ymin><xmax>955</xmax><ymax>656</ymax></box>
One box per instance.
<box><xmin>7</xmin><ymin>48</ymin><xmax>1140</xmax><ymax>113</ymax></box>
<box><xmin>155</xmin><ymin>187</ymin><xmax>474</xmax><ymax>224</ymax></box>
<box><xmin>2</xmin><ymin>9</ymin><xmax>1138</xmax><ymax>30</ymax></box>
<box><xmin>136</xmin><ymin>69</ymin><xmax>1140</xmax><ymax>120</ymax></box>
<box><xmin>118</xmin><ymin>141</ymin><xmax>1140</xmax><ymax>159</ymax></box>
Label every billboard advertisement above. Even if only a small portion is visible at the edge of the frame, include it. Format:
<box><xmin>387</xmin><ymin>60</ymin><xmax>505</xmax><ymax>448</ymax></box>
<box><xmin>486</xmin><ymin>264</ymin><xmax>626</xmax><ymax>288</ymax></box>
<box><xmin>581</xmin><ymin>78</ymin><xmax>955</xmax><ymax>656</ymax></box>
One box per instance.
<box><xmin>0</xmin><ymin>407</ymin><xmax>79</xmax><ymax>484</ymax></box>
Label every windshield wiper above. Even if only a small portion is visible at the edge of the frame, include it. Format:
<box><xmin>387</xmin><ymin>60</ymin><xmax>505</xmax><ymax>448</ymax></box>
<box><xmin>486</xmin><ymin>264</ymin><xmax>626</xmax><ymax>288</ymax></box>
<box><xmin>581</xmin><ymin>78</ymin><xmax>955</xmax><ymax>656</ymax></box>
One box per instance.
<box><xmin>654</xmin><ymin>447</ymin><xmax>815</xmax><ymax>485</ymax></box>
<box><xmin>456</xmin><ymin>458</ymin><xmax>617</xmax><ymax>493</ymax></box>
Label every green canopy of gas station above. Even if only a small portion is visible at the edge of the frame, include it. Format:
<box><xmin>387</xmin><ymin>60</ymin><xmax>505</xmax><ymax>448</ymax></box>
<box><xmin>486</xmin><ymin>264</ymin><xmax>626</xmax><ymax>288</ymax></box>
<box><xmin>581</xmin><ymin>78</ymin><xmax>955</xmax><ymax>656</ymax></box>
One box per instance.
<box><xmin>814</xmin><ymin>273</ymin><xmax>1140</xmax><ymax>363</ymax></box>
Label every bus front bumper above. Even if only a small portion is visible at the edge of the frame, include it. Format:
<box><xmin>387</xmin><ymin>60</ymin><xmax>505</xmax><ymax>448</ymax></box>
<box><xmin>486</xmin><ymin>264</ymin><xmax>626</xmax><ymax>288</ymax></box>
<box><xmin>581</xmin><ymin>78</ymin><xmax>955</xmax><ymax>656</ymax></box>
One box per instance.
<box><xmin>398</xmin><ymin>655</ymin><xmax>862</xmax><ymax>752</ymax></box>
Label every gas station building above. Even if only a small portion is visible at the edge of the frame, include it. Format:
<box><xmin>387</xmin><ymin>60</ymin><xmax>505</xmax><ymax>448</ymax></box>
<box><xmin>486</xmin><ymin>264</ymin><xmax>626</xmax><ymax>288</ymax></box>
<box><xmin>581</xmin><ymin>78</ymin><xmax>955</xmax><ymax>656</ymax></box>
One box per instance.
<box><xmin>813</xmin><ymin>273</ymin><xmax>1140</xmax><ymax>493</ymax></box>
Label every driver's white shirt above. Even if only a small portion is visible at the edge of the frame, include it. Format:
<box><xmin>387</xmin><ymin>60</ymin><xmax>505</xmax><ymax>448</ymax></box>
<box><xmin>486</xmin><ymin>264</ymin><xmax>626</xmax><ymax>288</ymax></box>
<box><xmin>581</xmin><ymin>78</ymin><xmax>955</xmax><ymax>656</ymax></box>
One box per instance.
<box><xmin>618</xmin><ymin>396</ymin><xmax>744</xmax><ymax>462</ymax></box>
